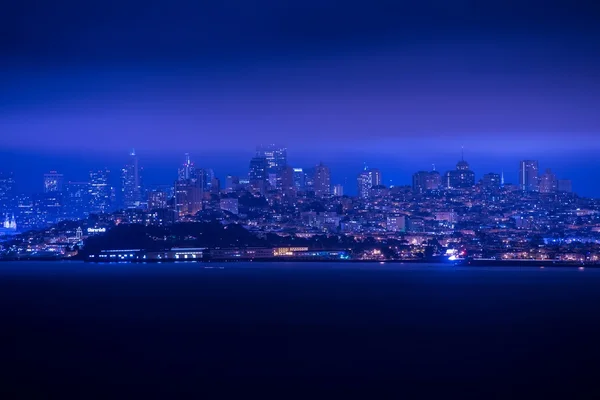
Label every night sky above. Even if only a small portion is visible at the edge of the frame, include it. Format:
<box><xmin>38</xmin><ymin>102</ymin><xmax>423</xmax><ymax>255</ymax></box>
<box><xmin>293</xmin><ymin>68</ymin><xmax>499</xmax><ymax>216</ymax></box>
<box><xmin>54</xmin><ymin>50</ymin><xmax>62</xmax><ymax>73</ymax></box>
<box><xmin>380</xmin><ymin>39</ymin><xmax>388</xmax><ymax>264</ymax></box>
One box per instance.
<box><xmin>2</xmin><ymin>1</ymin><xmax>600</xmax><ymax>195</ymax></box>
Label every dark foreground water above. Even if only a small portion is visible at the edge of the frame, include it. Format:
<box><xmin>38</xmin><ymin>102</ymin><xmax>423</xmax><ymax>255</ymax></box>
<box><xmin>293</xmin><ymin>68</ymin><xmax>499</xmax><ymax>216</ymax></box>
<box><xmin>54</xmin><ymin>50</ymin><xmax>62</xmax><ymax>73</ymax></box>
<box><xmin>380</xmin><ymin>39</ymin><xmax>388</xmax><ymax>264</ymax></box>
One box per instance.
<box><xmin>2</xmin><ymin>261</ymin><xmax>600</xmax><ymax>397</ymax></box>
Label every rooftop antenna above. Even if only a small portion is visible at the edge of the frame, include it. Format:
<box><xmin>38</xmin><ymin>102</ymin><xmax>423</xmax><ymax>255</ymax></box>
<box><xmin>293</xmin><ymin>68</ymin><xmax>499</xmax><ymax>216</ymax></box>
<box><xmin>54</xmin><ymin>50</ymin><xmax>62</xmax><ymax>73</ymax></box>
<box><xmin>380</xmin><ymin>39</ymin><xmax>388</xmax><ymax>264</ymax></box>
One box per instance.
<box><xmin>432</xmin><ymin>163</ymin><xmax>436</xmax><ymax>171</ymax></box>
<box><xmin>461</xmin><ymin>146</ymin><xmax>464</xmax><ymax>161</ymax></box>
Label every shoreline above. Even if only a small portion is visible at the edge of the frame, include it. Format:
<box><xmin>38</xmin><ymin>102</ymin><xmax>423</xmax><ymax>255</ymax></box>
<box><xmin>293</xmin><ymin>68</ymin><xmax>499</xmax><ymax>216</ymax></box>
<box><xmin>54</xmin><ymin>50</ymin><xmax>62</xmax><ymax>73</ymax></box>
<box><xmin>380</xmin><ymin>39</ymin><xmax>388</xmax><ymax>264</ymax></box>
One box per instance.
<box><xmin>0</xmin><ymin>256</ymin><xmax>595</xmax><ymax>267</ymax></box>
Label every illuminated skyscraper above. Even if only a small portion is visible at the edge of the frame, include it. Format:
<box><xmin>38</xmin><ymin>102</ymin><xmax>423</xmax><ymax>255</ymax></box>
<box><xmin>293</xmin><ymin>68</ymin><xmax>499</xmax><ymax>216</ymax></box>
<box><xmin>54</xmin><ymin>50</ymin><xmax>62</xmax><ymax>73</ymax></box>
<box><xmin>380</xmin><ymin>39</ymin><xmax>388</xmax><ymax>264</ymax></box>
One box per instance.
<box><xmin>313</xmin><ymin>163</ymin><xmax>331</xmax><ymax>197</ymax></box>
<box><xmin>174</xmin><ymin>179</ymin><xmax>202</xmax><ymax>218</ymax></box>
<box><xmin>293</xmin><ymin>168</ymin><xmax>306</xmax><ymax>192</ymax></box>
<box><xmin>249</xmin><ymin>156</ymin><xmax>268</xmax><ymax>194</ymax></box>
<box><xmin>357</xmin><ymin>168</ymin><xmax>383</xmax><ymax>198</ymax></box>
<box><xmin>519</xmin><ymin>160</ymin><xmax>539</xmax><ymax>192</ymax></box>
<box><xmin>121</xmin><ymin>150</ymin><xmax>142</xmax><ymax>208</ymax></box>
<box><xmin>256</xmin><ymin>144</ymin><xmax>287</xmax><ymax>173</ymax></box>
<box><xmin>0</xmin><ymin>172</ymin><xmax>15</xmax><ymax>213</ymax></box>
<box><xmin>444</xmin><ymin>152</ymin><xmax>476</xmax><ymax>189</ymax></box>
<box><xmin>148</xmin><ymin>190</ymin><xmax>168</xmax><ymax>210</ymax></box>
<box><xmin>539</xmin><ymin>169</ymin><xmax>558</xmax><ymax>193</ymax></box>
<box><xmin>89</xmin><ymin>169</ymin><xmax>112</xmax><ymax>213</ymax></box>
<box><xmin>178</xmin><ymin>153</ymin><xmax>198</xmax><ymax>182</ymax></box>
<box><xmin>43</xmin><ymin>171</ymin><xmax>64</xmax><ymax>193</ymax></box>
<box><xmin>333</xmin><ymin>184</ymin><xmax>344</xmax><ymax>197</ymax></box>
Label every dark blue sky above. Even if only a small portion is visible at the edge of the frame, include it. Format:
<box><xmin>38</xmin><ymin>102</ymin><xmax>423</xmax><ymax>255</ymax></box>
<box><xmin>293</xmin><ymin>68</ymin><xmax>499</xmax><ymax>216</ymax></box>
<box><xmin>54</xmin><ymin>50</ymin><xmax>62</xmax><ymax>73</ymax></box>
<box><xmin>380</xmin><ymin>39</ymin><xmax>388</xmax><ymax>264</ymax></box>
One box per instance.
<box><xmin>1</xmin><ymin>0</ymin><xmax>600</xmax><ymax>195</ymax></box>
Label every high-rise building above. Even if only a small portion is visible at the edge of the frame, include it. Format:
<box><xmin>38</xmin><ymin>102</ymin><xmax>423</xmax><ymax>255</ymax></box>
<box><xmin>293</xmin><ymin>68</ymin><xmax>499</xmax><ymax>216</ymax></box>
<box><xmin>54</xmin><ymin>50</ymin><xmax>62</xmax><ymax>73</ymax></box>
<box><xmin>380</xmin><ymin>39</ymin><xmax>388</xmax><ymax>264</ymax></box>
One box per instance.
<box><xmin>539</xmin><ymin>168</ymin><xmax>558</xmax><ymax>194</ymax></box>
<box><xmin>357</xmin><ymin>168</ymin><xmax>383</xmax><ymax>198</ymax></box>
<box><xmin>0</xmin><ymin>172</ymin><xmax>16</xmax><ymax>213</ymax></box>
<box><xmin>444</xmin><ymin>155</ymin><xmax>476</xmax><ymax>189</ymax></box>
<box><xmin>178</xmin><ymin>153</ymin><xmax>198</xmax><ymax>182</ymax></box>
<box><xmin>89</xmin><ymin>169</ymin><xmax>112</xmax><ymax>213</ymax></box>
<box><xmin>333</xmin><ymin>184</ymin><xmax>344</xmax><ymax>197</ymax></box>
<box><xmin>519</xmin><ymin>160</ymin><xmax>539</xmax><ymax>192</ymax></box>
<box><xmin>174</xmin><ymin>179</ymin><xmax>202</xmax><ymax>218</ymax></box>
<box><xmin>412</xmin><ymin>170</ymin><xmax>441</xmax><ymax>193</ymax></box>
<box><xmin>64</xmin><ymin>181</ymin><xmax>90</xmax><ymax>219</ymax></box>
<box><xmin>121</xmin><ymin>150</ymin><xmax>142</xmax><ymax>208</ymax></box>
<box><xmin>313</xmin><ymin>163</ymin><xmax>331</xmax><ymax>197</ymax></box>
<box><xmin>249</xmin><ymin>156</ymin><xmax>268</xmax><ymax>194</ymax></box>
<box><xmin>43</xmin><ymin>171</ymin><xmax>64</xmax><ymax>193</ymax></box>
<box><xmin>256</xmin><ymin>144</ymin><xmax>287</xmax><ymax>173</ymax></box>
<box><xmin>293</xmin><ymin>168</ymin><xmax>306</xmax><ymax>192</ymax></box>
<box><xmin>225</xmin><ymin>175</ymin><xmax>240</xmax><ymax>192</ymax></box>
<box><xmin>481</xmin><ymin>173</ymin><xmax>501</xmax><ymax>190</ymax></box>
<box><xmin>148</xmin><ymin>190</ymin><xmax>168</xmax><ymax>210</ymax></box>
<box><xmin>558</xmin><ymin>179</ymin><xmax>573</xmax><ymax>193</ymax></box>
<box><xmin>280</xmin><ymin>166</ymin><xmax>296</xmax><ymax>196</ymax></box>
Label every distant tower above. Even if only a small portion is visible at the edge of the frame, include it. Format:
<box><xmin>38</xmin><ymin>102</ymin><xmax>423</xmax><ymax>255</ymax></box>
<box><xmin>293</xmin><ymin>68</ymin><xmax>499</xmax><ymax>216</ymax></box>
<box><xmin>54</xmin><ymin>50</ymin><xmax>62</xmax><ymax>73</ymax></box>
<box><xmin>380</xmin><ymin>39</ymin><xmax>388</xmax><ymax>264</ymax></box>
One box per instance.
<box><xmin>122</xmin><ymin>149</ymin><xmax>142</xmax><ymax>208</ymax></box>
<box><xmin>501</xmin><ymin>170</ymin><xmax>505</xmax><ymax>186</ymax></box>
<box><xmin>76</xmin><ymin>227</ymin><xmax>83</xmax><ymax>240</ymax></box>
<box><xmin>519</xmin><ymin>160</ymin><xmax>539</xmax><ymax>192</ymax></box>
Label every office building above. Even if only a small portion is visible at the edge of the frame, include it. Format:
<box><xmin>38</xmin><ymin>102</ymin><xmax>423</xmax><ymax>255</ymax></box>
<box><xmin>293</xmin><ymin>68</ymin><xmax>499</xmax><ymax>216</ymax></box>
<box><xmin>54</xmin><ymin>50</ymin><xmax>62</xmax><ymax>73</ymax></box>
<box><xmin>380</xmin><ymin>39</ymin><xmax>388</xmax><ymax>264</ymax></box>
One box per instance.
<box><xmin>0</xmin><ymin>172</ymin><xmax>15</xmax><ymax>213</ymax></box>
<box><xmin>313</xmin><ymin>163</ymin><xmax>331</xmax><ymax>197</ymax></box>
<box><xmin>333</xmin><ymin>184</ymin><xmax>344</xmax><ymax>197</ymax></box>
<box><xmin>121</xmin><ymin>150</ymin><xmax>142</xmax><ymax>208</ymax></box>
<box><xmin>178</xmin><ymin>153</ymin><xmax>198</xmax><ymax>182</ymax></box>
<box><xmin>519</xmin><ymin>160</ymin><xmax>539</xmax><ymax>192</ymax></box>
<box><xmin>444</xmin><ymin>155</ymin><xmax>476</xmax><ymax>189</ymax></box>
<box><xmin>358</xmin><ymin>168</ymin><xmax>383</xmax><ymax>198</ymax></box>
<box><xmin>148</xmin><ymin>190</ymin><xmax>168</xmax><ymax>210</ymax></box>
<box><xmin>249</xmin><ymin>156</ymin><xmax>268</xmax><ymax>194</ymax></box>
<box><xmin>481</xmin><ymin>173</ymin><xmax>501</xmax><ymax>190</ymax></box>
<box><xmin>387</xmin><ymin>215</ymin><xmax>406</xmax><ymax>232</ymax></box>
<box><xmin>43</xmin><ymin>171</ymin><xmax>64</xmax><ymax>193</ymax></box>
<box><xmin>539</xmin><ymin>169</ymin><xmax>558</xmax><ymax>193</ymax></box>
<box><xmin>225</xmin><ymin>175</ymin><xmax>240</xmax><ymax>192</ymax></box>
<box><xmin>256</xmin><ymin>144</ymin><xmax>287</xmax><ymax>173</ymax></box>
<box><xmin>174</xmin><ymin>179</ymin><xmax>202</xmax><ymax>218</ymax></box>
<box><xmin>413</xmin><ymin>170</ymin><xmax>441</xmax><ymax>193</ymax></box>
<box><xmin>64</xmin><ymin>181</ymin><xmax>90</xmax><ymax>219</ymax></box>
<box><xmin>89</xmin><ymin>169</ymin><xmax>112</xmax><ymax>213</ymax></box>
<box><xmin>280</xmin><ymin>166</ymin><xmax>296</xmax><ymax>196</ymax></box>
<box><xmin>293</xmin><ymin>168</ymin><xmax>306</xmax><ymax>192</ymax></box>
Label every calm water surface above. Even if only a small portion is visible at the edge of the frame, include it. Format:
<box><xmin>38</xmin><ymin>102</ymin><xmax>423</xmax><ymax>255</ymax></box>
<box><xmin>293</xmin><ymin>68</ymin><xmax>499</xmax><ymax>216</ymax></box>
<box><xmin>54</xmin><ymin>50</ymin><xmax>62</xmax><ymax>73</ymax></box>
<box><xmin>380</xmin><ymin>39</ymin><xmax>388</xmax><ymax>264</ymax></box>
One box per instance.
<box><xmin>1</xmin><ymin>261</ymin><xmax>599</xmax><ymax>397</ymax></box>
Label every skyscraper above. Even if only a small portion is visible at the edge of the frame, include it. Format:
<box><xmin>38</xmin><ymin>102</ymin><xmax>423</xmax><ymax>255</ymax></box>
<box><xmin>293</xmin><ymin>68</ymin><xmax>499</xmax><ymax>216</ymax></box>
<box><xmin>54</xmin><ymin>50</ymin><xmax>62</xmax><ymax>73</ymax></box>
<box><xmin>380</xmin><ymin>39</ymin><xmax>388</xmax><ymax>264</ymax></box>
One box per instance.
<box><xmin>249</xmin><ymin>156</ymin><xmax>268</xmax><ymax>194</ymax></box>
<box><xmin>0</xmin><ymin>172</ymin><xmax>15</xmax><ymax>213</ymax></box>
<box><xmin>280</xmin><ymin>166</ymin><xmax>296</xmax><ymax>196</ymax></box>
<box><xmin>121</xmin><ymin>150</ymin><xmax>142</xmax><ymax>208</ymax></box>
<box><xmin>64</xmin><ymin>181</ymin><xmax>90</xmax><ymax>219</ymax></box>
<box><xmin>174</xmin><ymin>179</ymin><xmax>203</xmax><ymax>218</ymax></box>
<box><xmin>412</xmin><ymin>170</ymin><xmax>441</xmax><ymax>193</ymax></box>
<box><xmin>333</xmin><ymin>184</ymin><xmax>344</xmax><ymax>197</ymax></box>
<box><xmin>444</xmin><ymin>154</ymin><xmax>476</xmax><ymax>189</ymax></box>
<box><xmin>519</xmin><ymin>160</ymin><xmax>539</xmax><ymax>192</ymax></box>
<box><xmin>313</xmin><ymin>163</ymin><xmax>331</xmax><ymax>197</ymax></box>
<box><xmin>357</xmin><ymin>168</ymin><xmax>383</xmax><ymax>198</ymax></box>
<box><xmin>256</xmin><ymin>144</ymin><xmax>287</xmax><ymax>173</ymax></box>
<box><xmin>481</xmin><ymin>173</ymin><xmax>501</xmax><ymax>190</ymax></box>
<box><xmin>43</xmin><ymin>171</ymin><xmax>64</xmax><ymax>193</ymax></box>
<box><xmin>178</xmin><ymin>153</ymin><xmax>198</xmax><ymax>182</ymax></box>
<box><xmin>293</xmin><ymin>168</ymin><xmax>306</xmax><ymax>192</ymax></box>
<box><xmin>89</xmin><ymin>169</ymin><xmax>112</xmax><ymax>213</ymax></box>
<box><xmin>539</xmin><ymin>169</ymin><xmax>558</xmax><ymax>193</ymax></box>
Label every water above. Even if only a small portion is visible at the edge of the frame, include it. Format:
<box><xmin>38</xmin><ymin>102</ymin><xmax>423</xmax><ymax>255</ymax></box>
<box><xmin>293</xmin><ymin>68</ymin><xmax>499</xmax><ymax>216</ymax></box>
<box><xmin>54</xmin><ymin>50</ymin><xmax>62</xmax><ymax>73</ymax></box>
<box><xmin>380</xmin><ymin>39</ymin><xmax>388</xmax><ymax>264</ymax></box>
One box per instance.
<box><xmin>2</xmin><ymin>261</ymin><xmax>600</xmax><ymax>397</ymax></box>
